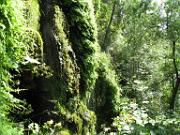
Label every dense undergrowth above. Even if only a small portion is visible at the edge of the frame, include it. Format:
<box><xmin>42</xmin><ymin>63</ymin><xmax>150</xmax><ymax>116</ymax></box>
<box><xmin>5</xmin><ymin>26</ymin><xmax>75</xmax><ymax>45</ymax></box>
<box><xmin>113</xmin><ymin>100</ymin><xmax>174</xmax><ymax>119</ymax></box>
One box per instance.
<box><xmin>0</xmin><ymin>0</ymin><xmax>26</xmax><ymax>134</ymax></box>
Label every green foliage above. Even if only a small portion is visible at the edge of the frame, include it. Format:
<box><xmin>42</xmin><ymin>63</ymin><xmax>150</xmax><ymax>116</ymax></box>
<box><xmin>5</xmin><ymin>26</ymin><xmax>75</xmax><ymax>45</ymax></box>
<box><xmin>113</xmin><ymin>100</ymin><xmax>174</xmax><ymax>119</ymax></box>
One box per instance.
<box><xmin>0</xmin><ymin>0</ymin><xmax>45</xmax><ymax>134</ymax></box>
<box><xmin>26</xmin><ymin>120</ymin><xmax>71</xmax><ymax>135</ymax></box>
<box><xmin>97</xmin><ymin>99</ymin><xmax>179</xmax><ymax>134</ymax></box>
<box><xmin>0</xmin><ymin>117</ymin><xmax>23</xmax><ymax>135</ymax></box>
<box><xmin>96</xmin><ymin>0</ymin><xmax>179</xmax><ymax>134</ymax></box>
<box><xmin>0</xmin><ymin>0</ymin><xmax>26</xmax><ymax>122</ymax></box>
<box><xmin>164</xmin><ymin>0</ymin><xmax>180</xmax><ymax>41</ymax></box>
<box><xmin>97</xmin><ymin>0</ymin><xmax>179</xmax><ymax>112</ymax></box>
<box><xmin>0</xmin><ymin>0</ymin><xmax>25</xmax><ymax>83</ymax></box>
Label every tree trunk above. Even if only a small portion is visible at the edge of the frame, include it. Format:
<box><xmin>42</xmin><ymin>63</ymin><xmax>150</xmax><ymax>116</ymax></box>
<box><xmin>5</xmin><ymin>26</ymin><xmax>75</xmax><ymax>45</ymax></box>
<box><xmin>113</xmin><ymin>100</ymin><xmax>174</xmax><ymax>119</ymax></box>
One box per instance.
<box><xmin>169</xmin><ymin>41</ymin><xmax>180</xmax><ymax>110</ymax></box>
<box><xmin>169</xmin><ymin>78</ymin><xmax>180</xmax><ymax>110</ymax></box>
<box><xmin>102</xmin><ymin>0</ymin><xmax>117</xmax><ymax>51</ymax></box>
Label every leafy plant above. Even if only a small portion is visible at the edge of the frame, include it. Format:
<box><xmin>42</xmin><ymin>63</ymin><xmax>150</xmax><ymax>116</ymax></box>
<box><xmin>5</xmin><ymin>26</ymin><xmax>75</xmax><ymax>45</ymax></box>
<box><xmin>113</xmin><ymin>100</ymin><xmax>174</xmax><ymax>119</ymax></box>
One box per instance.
<box><xmin>100</xmin><ymin>99</ymin><xmax>180</xmax><ymax>135</ymax></box>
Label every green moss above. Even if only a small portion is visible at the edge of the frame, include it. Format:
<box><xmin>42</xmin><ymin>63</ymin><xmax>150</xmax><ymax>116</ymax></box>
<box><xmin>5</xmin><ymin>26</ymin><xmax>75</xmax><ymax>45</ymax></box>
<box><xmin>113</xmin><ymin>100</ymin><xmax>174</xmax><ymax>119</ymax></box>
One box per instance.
<box><xmin>71</xmin><ymin>113</ymin><xmax>83</xmax><ymax>134</ymax></box>
<box><xmin>77</xmin><ymin>102</ymin><xmax>96</xmax><ymax>135</ymax></box>
<box><xmin>58</xmin><ymin>128</ymin><xmax>72</xmax><ymax>135</ymax></box>
<box><xmin>53</xmin><ymin>5</ymin><xmax>80</xmax><ymax>95</ymax></box>
<box><xmin>23</xmin><ymin>0</ymin><xmax>43</xmax><ymax>62</ymax></box>
<box><xmin>56</xmin><ymin>102</ymin><xmax>81</xmax><ymax>134</ymax></box>
<box><xmin>24</xmin><ymin>0</ymin><xmax>40</xmax><ymax>30</ymax></box>
<box><xmin>59</xmin><ymin>0</ymin><xmax>121</xmax><ymax>133</ymax></box>
<box><xmin>95</xmin><ymin>52</ymin><xmax>121</xmax><ymax>130</ymax></box>
<box><xmin>56</xmin><ymin>1</ymin><xmax>99</xmax><ymax>134</ymax></box>
<box><xmin>56</xmin><ymin>98</ymin><xmax>96</xmax><ymax>134</ymax></box>
<box><xmin>24</xmin><ymin>28</ymin><xmax>43</xmax><ymax>61</ymax></box>
<box><xmin>56</xmin><ymin>103</ymin><xmax>71</xmax><ymax>118</ymax></box>
<box><xmin>60</xmin><ymin>0</ymin><xmax>99</xmax><ymax>101</ymax></box>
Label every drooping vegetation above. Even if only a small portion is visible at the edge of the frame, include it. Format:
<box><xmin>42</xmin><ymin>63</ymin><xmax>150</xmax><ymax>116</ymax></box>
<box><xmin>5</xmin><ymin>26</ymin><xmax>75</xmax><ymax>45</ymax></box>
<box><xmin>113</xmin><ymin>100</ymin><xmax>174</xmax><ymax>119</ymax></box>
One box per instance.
<box><xmin>0</xmin><ymin>0</ymin><xmax>179</xmax><ymax>134</ymax></box>
<box><xmin>0</xmin><ymin>0</ymin><xmax>26</xmax><ymax>134</ymax></box>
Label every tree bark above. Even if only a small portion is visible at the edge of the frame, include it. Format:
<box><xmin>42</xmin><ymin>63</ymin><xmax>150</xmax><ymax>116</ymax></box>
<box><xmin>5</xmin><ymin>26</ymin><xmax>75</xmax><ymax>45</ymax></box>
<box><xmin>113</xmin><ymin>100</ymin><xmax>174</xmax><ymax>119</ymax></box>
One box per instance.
<box><xmin>169</xmin><ymin>41</ymin><xmax>180</xmax><ymax>110</ymax></box>
<box><xmin>102</xmin><ymin>0</ymin><xmax>116</xmax><ymax>51</ymax></box>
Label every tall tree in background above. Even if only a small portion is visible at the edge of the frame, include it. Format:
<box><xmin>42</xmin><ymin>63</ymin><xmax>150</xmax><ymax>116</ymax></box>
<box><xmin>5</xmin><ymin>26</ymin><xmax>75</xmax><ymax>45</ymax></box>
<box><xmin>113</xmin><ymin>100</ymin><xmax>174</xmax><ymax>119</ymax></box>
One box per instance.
<box><xmin>164</xmin><ymin>0</ymin><xmax>180</xmax><ymax>110</ymax></box>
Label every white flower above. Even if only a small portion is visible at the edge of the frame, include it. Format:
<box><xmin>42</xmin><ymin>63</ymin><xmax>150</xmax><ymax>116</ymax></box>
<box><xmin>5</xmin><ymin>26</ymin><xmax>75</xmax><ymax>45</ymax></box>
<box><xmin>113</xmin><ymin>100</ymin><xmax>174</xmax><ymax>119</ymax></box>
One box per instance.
<box><xmin>28</xmin><ymin>123</ymin><xmax>40</xmax><ymax>133</ymax></box>
<box><xmin>47</xmin><ymin>119</ymin><xmax>54</xmax><ymax>126</ymax></box>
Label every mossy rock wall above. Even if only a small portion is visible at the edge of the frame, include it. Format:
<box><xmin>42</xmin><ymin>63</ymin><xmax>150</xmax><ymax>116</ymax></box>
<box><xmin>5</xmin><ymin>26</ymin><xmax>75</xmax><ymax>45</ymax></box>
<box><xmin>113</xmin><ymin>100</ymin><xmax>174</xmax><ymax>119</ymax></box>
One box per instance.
<box><xmin>12</xmin><ymin>0</ymin><xmax>121</xmax><ymax>134</ymax></box>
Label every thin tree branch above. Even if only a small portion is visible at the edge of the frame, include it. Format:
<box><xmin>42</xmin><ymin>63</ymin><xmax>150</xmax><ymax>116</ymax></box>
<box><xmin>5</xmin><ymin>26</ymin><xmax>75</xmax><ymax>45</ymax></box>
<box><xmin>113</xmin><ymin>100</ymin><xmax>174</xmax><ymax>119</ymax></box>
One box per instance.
<box><xmin>172</xmin><ymin>41</ymin><xmax>178</xmax><ymax>78</ymax></box>
<box><xmin>102</xmin><ymin>0</ymin><xmax>116</xmax><ymax>51</ymax></box>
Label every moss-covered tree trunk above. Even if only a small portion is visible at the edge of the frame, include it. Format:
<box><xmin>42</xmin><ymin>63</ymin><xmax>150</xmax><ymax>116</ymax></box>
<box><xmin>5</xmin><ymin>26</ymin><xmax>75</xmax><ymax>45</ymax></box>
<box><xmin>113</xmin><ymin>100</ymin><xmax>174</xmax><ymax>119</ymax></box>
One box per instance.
<box><xmin>14</xmin><ymin>0</ymin><xmax>121</xmax><ymax>134</ymax></box>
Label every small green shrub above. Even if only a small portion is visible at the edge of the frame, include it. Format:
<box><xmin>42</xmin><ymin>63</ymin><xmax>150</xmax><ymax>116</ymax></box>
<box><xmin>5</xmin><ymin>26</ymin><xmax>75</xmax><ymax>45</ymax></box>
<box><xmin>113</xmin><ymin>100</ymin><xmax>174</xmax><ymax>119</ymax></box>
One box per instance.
<box><xmin>0</xmin><ymin>117</ymin><xmax>23</xmax><ymax>135</ymax></box>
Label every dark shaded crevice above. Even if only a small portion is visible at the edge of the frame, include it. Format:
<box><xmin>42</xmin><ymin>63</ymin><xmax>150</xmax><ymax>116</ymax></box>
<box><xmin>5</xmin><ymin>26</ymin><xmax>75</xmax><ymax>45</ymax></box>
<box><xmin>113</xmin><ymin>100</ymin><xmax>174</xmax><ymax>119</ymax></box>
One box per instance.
<box><xmin>10</xmin><ymin>67</ymin><xmax>57</xmax><ymax>123</ymax></box>
<box><xmin>94</xmin><ymin>75</ymin><xmax>119</xmax><ymax>133</ymax></box>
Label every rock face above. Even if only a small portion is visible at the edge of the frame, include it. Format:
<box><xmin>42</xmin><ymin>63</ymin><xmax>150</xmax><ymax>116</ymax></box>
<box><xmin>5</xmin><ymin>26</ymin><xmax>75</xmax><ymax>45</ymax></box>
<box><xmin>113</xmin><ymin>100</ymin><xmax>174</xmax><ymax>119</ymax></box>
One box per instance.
<box><xmin>16</xmin><ymin>0</ymin><xmax>121</xmax><ymax>134</ymax></box>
